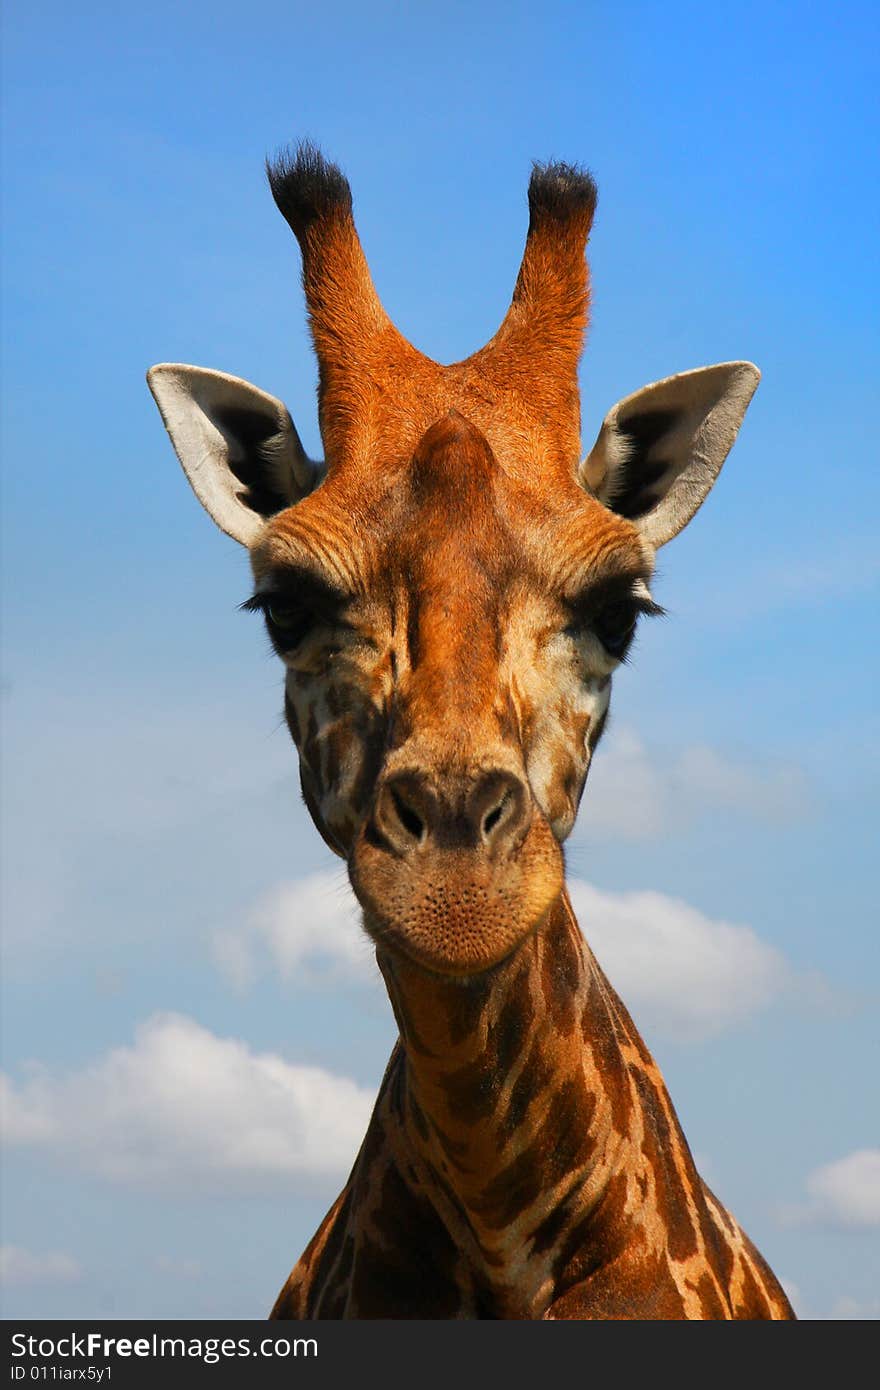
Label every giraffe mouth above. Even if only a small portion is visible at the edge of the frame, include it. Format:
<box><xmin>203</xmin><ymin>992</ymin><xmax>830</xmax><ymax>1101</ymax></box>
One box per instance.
<box><xmin>348</xmin><ymin>813</ymin><xmax>564</xmax><ymax>977</ymax></box>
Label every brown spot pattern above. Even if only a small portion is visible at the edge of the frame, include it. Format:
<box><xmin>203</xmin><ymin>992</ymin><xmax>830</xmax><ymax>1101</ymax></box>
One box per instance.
<box><xmin>229</xmin><ymin>151</ymin><xmax>792</xmax><ymax>1322</ymax></box>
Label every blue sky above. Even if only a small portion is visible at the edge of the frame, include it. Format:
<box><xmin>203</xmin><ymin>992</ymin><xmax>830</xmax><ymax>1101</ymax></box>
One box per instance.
<box><xmin>1</xmin><ymin>0</ymin><xmax>878</xmax><ymax>1319</ymax></box>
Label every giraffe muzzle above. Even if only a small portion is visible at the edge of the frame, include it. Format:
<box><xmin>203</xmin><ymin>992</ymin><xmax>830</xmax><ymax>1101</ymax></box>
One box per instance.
<box><xmin>350</xmin><ymin>767</ymin><xmax>563</xmax><ymax>976</ymax></box>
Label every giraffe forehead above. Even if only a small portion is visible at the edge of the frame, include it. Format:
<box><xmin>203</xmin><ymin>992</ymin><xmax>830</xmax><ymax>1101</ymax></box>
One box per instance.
<box><xmin>254</xmin><ymin>418</ymin><xmax>650</xmax><ymax>602</ymax></box>
<box><xmin>396</xmin><ymin>413</ymin><xmax>650</xmax><ymax>594</ymax></box>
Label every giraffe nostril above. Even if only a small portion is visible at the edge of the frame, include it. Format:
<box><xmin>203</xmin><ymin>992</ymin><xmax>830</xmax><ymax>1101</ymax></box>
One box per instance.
<box><xmin>372</xmin><ymin>767</ymin><xmax>529</xmax><ymax>857</ymax></box>
<box><xmin>473</xmin><ymin>773</ymin><xmax>530</xmax><ymax>853</ymax></box>
<box><xmin>372</xmin><ymin>773</ymin><xmax>435</xmax><ymax>855</ymax></box>
<box><xmin>390</xmin><ymin>786</ymin><xmax>425</xmax><ymax>843</ymax></box>
<box><xmin>482</xmin><ymin>794</ymin><xmax>509</xmax><ymax>840</ymax></box>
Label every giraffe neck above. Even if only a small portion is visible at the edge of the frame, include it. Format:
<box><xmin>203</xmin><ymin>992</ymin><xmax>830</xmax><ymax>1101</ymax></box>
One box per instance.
<box><xmin>277</xmin><ymin>889</ymin><xmax>795</xmax><ymax>1318</ymax></box>
<box><xmin>373</xmin><ymin>890</ymin><xmax>654</xmax><ymax>1313</ymax></box>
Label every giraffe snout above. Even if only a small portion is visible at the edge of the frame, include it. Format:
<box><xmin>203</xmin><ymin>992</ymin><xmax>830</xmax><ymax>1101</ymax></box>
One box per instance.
<box><xmin>370</xmin><ymin>767</ymin><xmax>531</xmax><ymax>860</ymax></box>
<box><xmin>351</xmin><ymin>752</ymin><xmax>561</xmax><ymax>976</ymax></box>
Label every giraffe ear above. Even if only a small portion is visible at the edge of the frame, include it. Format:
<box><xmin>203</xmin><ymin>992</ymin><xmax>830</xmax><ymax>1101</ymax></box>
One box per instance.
<box><xmin>579</xmin><ymin>362</ymin><xmax>760</xmax><ymax>547</ymax></box>
<box><xmin>147</xmin><ymin>364</ymin><xmax>322</xmax><ymax>546</ymax></box>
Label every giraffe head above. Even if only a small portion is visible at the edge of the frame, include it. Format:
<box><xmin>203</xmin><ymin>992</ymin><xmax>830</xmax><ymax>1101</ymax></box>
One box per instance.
<box><xmin>148</xmin><ymin>145</ymin><xmax>759</xmax><ymax>978</ymax></box>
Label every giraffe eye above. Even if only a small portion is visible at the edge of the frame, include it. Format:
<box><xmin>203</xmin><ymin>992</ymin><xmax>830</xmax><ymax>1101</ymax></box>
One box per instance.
<box><xmin>564</xmin><ymin>585</ymin><xmax>659</xmax><ymax>662</ymax></box>
<box><xmin>266</xmin><ymin>602</ymin><xmax>299</xmax><ymax>628</ymax></box>
<box><xmin>593</xmin><ymin>601</ymin><xmax>638</xmax><ymax>658</ymax></box>
<box><xmin>264</xmin><ymin>602</ymin><xmax>315</xmax><ymax>650</ymax></box>
<box><xmin>241</xmin><ymin>574</ymin><xmax>352</xmax><ymax>654</ymax></box>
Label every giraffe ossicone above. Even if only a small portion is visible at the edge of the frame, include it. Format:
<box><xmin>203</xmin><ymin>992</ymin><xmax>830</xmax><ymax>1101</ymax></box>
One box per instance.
<box><xmin>148</xmin><ymin>143</ymin><xmax>794</xmax><ymax>1319</ymax></box>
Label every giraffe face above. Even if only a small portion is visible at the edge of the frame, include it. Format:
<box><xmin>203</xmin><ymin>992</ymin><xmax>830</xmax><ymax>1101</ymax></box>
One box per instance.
<box><xmin>149</xmin><ymin>147</ymin><xmax>760</xmax><ymax>979</ymax></box>
<box><xmin>250</xmin><ymin>414</ymin><xmax>655</xmax><ymax>976</ymax></box>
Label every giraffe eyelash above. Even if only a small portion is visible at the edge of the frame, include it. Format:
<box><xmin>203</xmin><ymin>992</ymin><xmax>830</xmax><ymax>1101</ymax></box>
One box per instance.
<box><xmin>563</xmin><ymin>585</ymin><xmax>666</xmax><ymax>626</ymax></box>
<box><xmin>631</xmin><ymin>596</ymin><xmax>666</xmax><ymax>620</ymax></box>
<box><xmin>240</xmin><ymin>593</ymin><xmax>272</xmax><ymax>614</ymax></box>
<box><xmin>564</xmin><ymin>586</ymin><xmax>665</xmax><ymax>663</ymax></box>
<box><xmin>240</xmin><ymin>574</ymin><xmax>347</xmax><ymax>620</ymax></box>
<box><xmin>241</xmin><ymin>583</ymin><xmax>356</xmax><ymax>660</ymax></box>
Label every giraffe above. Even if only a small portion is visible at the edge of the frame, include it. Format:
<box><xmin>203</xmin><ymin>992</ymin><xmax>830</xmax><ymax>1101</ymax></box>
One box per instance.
<box><xmin>147</xmin><ymin>144</ymin><xmax>795</xmax><ymax>1320</ymax></box>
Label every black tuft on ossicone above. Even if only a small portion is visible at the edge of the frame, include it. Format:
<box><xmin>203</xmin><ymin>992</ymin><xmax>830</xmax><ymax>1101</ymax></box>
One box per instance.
<box><xmin>266</xmin><ymin>140</ymin><xmax>353</xmax><ymax>237</ymax></box>
<box><xmin>527</xmin><ymin>160</ymin><xmax>598</xmax><ymax>226</ymax></box>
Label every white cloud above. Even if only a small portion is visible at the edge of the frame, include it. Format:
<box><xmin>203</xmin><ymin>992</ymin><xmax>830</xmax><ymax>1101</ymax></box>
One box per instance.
<box><xmin>1</xmin><ymin>1013</ymin><xmax>375</xmax><ymax>1193</ymax></box>
<box><xmin>828</xmin><ymin>1294</ymin><xmax>880</xmax><ymax>1320</ymax></box>
<box><xmin>579</xmin><ymin>729</ymin><xmax>669</xmax><ymax>839</ymax></box>
<box><xmin>0</xmin><ymin>1246</ymin><xmax>82</xmax><ymax>1286</ymax></box>
<box><xmin>0</xmin><ymin>1072</ymin><xmax>57</xmax><ymax>1144</ymax></box>
<box><xmin>772</xmin><ymin>1282</ymin><xmax>880</xmax><ymax>1321</ymax></box>
<box><xmin>568</xmin><ymin>878</ymin><xmax>790</xmax><ymax>1041</ymax></box>
<box><xmin>674</xmin><ymin>744</ymin><xmax>809</xmax><ymax>821</ymax></box>
<box><xmin>800</xmin><ymin>1149</ymin><xmax>880</xmax><ymax>1228</ymax></box>
<box><xmin>217</xmin><ymin>870</ymin><xmax>800</xmax><ymax>1043</ymax></box>
<box><xmin>579</xmin><ymin>728</ymin><xmax>812</xmax><ymax>842</ymax></box>
<box><xmin>213</xmin><ymin>871</ymin><xmax>379</xmax><ymax>990</ymax></box>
